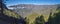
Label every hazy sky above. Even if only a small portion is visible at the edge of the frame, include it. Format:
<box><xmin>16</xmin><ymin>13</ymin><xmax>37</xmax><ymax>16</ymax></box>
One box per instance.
<box><xmin>5</xmin><ymin>0</ymin><xmax>60</xmax><ymax>6</ymax></box>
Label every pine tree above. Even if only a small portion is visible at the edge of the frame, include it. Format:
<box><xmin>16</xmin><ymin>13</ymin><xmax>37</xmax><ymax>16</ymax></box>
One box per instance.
<box><xmin>34</xmin><ymin>15</ymin><xmax>45</xmax><ymax>24</ymax></box>
<box><xmin>55</xmin><ymin>6</ymin><xmax>60</xmax><ymax>24</ymax></box>
<box><xmin>47</xmin><ymin>9</ymin><xmax>53</xmax><ymax>24</ymax></box>
<box><xmin>50</xmin><ymin>5</ymin><xmax>60</xmax><ymax>24</ymax></box>
<box><xmin>24</xmin><ymin>17</ymin><xmax>29</xmax><ymax>24</ymax></box>
<box><xmin>0</xmin><ymin>0</ymin><xmax>3</xmax><ymax>15</ymax></box>
<box><xmin>0</xmin><ymin>0</ymin><xmax>8</xmax><ymax>15</ymax></box>
<box><xmin>46</xmin><ymin>7</ymin><xmax>60</xmax><ymax>24</ymax></box>
<box><xmin>46</xmin><ymin>9</ymin><xmax>56</xmax><ymax>24</ymax></box>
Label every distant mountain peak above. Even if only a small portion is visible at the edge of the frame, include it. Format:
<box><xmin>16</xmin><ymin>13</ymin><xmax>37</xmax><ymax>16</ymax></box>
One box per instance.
<box><xmin>9</xmin><ymin>4</ymin><xmax>34</xmax><ymax>8</ymax></box>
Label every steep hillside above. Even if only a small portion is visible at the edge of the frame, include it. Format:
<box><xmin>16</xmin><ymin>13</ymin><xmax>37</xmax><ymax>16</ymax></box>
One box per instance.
<box><xmin>3</xmin><ymin>9</ymin><xmax>21</xmax><ymax>19</ymax></box>
<box><xmin>26</xmin><ymin>12</ymin><xmax>40</xmax><ymax>24</ymax></box>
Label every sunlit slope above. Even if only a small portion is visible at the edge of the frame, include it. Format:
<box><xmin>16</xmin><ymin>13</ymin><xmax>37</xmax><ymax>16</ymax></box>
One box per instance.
<box><xmin>25</xmin><ymin>11</ymin><xmax>57</xmax><ymax>24</ymax></box>
<box><xmin>3</xmin><ymin>9</ymin><xmax>21</xmax><ymax>19</ymax></box>
<box><xmin>25</xmin><ymin>12</ymin><xmax>40</xmax><ymax>24</ymax></box>
<box><xmin>25</xmin><ymin>12</ymin><xmax>51</xmax><ymax>24</ymax></box>
<box><xmin>25</xmin><ymin>8</ymin><xmax>57</xmax><ymax>24</ymax></box>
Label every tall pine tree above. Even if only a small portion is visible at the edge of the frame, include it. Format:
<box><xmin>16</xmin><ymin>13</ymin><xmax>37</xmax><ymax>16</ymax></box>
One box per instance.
<box><xmin>47</xmin><ymin>9</ymin><xmax>53</xmax><ymax>24</ymax></box>
<box><xmin>55</xmin><ymin>5</ymin><xmax>60</xmax><ymax>24</ymax></box>
<box><xmin>24</xmin><ymin>17</ymin><xmax>29</xmax><ymax>24</ymax></box>
<box><xmin>46</xmin><ymin>9</ymin><xmax>56</xmax><ymax>24</ymax></box>
<box><xmin>34</xmin><ymin>15</ymin><xmax>45</xmax><ymax>24</ymax></box>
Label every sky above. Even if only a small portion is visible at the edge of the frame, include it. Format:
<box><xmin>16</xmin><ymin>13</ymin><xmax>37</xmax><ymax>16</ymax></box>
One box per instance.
<box><xmin>5</xmin><ymin>0</ymin><xmax>60</xmax><ymax>6</ymax></box>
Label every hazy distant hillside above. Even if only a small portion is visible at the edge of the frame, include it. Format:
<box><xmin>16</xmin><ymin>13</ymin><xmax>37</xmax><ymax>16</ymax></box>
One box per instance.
<box><xmin>8</xmin><ymin>4</ymin><xmax>58</xmax><ymax>24</ymax></box>
<box><xmin>9</xmin><ymin>4</ymin><xmax>57</xmax><ymax>17</ymax></box>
